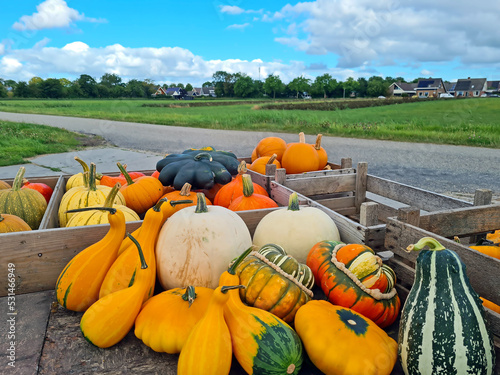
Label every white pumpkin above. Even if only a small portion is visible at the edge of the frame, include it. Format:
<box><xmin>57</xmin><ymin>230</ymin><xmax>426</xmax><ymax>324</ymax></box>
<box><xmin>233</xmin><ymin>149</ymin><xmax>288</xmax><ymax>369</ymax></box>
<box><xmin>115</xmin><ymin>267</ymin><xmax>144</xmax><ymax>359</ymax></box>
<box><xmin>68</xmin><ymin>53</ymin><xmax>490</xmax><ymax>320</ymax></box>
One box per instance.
<box><xmin>252</xmin><ymin>192</ymin><xmax>340</xmax><ymax>264</ymax></box>
<box><xmin>156</xmin><ymin>193</ymin><xmax>252</xmax><ymax>290</ymax></box>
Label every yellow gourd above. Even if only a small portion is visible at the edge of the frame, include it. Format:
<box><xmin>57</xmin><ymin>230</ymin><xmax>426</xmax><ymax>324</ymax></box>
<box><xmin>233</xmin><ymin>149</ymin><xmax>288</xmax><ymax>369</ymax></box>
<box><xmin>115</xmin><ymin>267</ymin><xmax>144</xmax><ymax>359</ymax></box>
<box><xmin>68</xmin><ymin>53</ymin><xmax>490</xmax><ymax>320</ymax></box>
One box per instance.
<box><xmin>80</xmin><ymin>234</ymin><xmax>151</xmax><ymax>348</ymax></box>
<box><xmin>55</xmin><ymin>207</ymin><xmax>126</xmax><ymax>312</ymax></box>
<box><xmin>135</xmin><ymin>286</ymin><xmax>214</xmax><ymax>354</ymax></box>
<box><xmin>177</xmin><ymin>285</ymin><xmax>243</xmax><ymax>375</ymax></box>
<box><xmin>65</xmin><ymin>156</ymin><xmax>101</xmax><ymax>191</ymax></box>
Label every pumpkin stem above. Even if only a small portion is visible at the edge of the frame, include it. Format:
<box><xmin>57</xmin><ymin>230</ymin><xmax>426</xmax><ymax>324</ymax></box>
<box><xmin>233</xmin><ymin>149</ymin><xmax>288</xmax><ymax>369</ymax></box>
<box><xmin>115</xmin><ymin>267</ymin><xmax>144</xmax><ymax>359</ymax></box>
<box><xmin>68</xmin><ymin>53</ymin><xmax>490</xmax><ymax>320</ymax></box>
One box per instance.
<box><xmin>179</xmin><ymin>183</ymin><xmax>192</xmax><ymax>196</ymax></box>
<box><xmin>287</xmin><ymin>192</ymin><xmax>301</xmax><ymax>211</ymax></box>
<box><xmin>237</xmin><ymin>160</ymin><xmax>248</xmax><ymax>175</ymax></box>
<box><xmin>227</xmin><ymin>247</ymin><xmax>254</xmax><ymax>275</ymax></box>
<box><xmin>88</xmin><ymin>163</ymin><xmax>98</xmax><ymax>191</ymax></box>
<box><xmin>182</xmin><ymin>286</ymin><xmax>197</xmax><ymax>307</ymax></box>
<box><xmin>103</xmin><ymin>183</ymin><xmax>121</xmax><ymax>208</ymax></box>
<box><xmin>126</xmin><ymin>232</ymin><xmax>148</xmax><ymax>270</ymax></box>
<box><xmin>194</xmin><ymin>193</ymin><xmax>208</xmax><ymax>213</ymax></box>
<box><xmin>152</xmin><ymin>198</ymin><xmax>167</xmax><ymax>211</ymax></box>
<box><xmin>220</xmin><ymin>285</ymin><xmax>245</xmax><ymax>294</ymax></box>
<box><xmin>11</xmin><ymin>166</ymin><xmax>26</xmax><ymax>191</ymax></box>
<box><xmin>66</xmin><ymin>206</ymin><xmax>117</xmax><ymax>215</ymax></box>
<box><xmin>171</xmin><ymin>199</ymin><xmax>194</xmax><ymax>206</ymax></box>
<box><xmin>406</xmin><ymin>236</ymin><xmax>446</xmax><ymax>253</ymax></box>
<box><xmin>266</xmin><ymin>154</ymin><xmax>277</xmax><ymax>165</ymax></box>
<box><xmin>116</xmin><ymin>162</ymin><xmax>134</xmax><ymax>185</ymax></box>
<box><xmin>298</xmin><ymin>132</ymin><xmax>306</xmax><ymax>144</ymax></box>
<box><xmin>241</xmin><ymin>174</ymin><xmax>254</xmax><ymax>198</ymax></box>
<box><xmin>74</xmin><ymin>156</ymin><xmax>90</xmax><ymax>174</ymax></box>
<box><xmin>315</xmin><ymin>134</ymin><xmax>323</xmax><ymax>150</ymax></box>
<box><xmin>193</xmin><ymin>152</ymin><xmax>213</xmax><ymax>162</ymax></box>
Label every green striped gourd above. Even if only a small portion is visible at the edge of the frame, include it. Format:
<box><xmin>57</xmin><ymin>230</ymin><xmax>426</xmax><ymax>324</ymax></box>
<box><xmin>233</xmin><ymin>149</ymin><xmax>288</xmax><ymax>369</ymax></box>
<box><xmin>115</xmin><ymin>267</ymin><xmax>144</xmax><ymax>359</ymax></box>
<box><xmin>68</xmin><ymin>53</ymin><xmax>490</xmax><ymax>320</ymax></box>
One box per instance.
<box><xmin>398</xmin><ymin>237</ymin><xmax>496</xmax><ymax>375</ymax></box>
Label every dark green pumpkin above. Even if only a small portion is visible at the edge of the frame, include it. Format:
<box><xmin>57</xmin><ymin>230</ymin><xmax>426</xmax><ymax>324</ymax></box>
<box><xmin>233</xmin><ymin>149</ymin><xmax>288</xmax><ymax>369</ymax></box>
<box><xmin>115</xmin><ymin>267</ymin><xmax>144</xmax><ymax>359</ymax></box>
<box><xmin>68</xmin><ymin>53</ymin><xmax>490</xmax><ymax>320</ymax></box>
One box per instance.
<box><xmin>181</xmin><ymin>146</ymin><xmax>239</xmax><ymax>175</ymax></box>
<box><xmin>156</xmin><ymin>152</ymin><xmax>232</xmax><ymax>190</ymax></box>
<box><xmin>0</xmin><ymin>167</ymin><xmax>47</xmax><ymax>229</ymax></box>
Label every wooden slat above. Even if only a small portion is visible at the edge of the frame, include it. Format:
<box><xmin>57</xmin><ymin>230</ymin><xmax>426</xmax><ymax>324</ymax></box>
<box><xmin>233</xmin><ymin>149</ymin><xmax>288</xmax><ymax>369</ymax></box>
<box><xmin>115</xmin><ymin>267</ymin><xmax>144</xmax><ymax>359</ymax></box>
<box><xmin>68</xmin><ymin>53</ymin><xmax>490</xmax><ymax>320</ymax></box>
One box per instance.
<box><xmin>283</xmin><ymin>173</ymin><xmax>357</xmax><ymax>196</ymax></box>
<box><xmin>313</xmin><ymin>196</ymin><xmax>355</xmax><ymax>212</ymax></box>
<box><xmin>39</xmin><ymin>176</ymin><xmax>65</xmax><ymax>229</ymax></box>
<box><xmin>360</xmin><ymin>201</ymin><xmax>379</xmax><ymax>226</ymax></box>
<box><xmin>354</xmin><ymin>162</ymin><xmax>368</xmax><ymax>212</ymax></box>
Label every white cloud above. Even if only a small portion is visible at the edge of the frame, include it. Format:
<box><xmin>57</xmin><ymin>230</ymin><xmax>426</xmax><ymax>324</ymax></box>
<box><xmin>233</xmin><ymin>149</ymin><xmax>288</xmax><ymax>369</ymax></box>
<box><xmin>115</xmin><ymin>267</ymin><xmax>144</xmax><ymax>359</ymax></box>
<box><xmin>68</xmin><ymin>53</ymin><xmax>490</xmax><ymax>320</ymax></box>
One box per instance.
<box><xmin>12</xmin><ymin>0</ymin><xmax>105</xmax><ymax>31</ymax></box>
<box><xmin>227</xmin><ymin>23</ymin><xmax>250</xmax><ymax>31</ymax></box>
<box><xmin>0</xmin><ymin>43</ymin><xmax>5</xmax><ymax>56</ymax></box>
<box><xmin>220</xmin><ymin>5</ymin><xmax>245</xmax><ymax>15</ymax></box>
<box><xmin>1</xmin><ymin>57</ymin><xmax>23</xmax><ymax>75</ymax></box>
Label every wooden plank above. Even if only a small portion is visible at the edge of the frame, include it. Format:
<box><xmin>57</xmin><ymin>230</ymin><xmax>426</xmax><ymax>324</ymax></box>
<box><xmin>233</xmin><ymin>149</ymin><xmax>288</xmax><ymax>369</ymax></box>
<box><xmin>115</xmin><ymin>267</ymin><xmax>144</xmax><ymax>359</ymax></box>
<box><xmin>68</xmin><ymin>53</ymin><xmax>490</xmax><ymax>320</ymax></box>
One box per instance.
<box><xmin>283</xmin><ymin>173</ymin><xmax>357</xmax><ymax>196</ymax></box>
<box><xmin>354</xmin><ymin>162</ymin><xmax>367</xmax><ymax>212</ymax></box>
<box><xmin>367</xmin><ymin>175</ymin><xmax>472</xmax><ymax>211</ymax></box>
<box><xmin>313</xmin><ymin>196</ymin><xmax>355</xmax><ymax>212</ymax></box>
<box><xmin>360</xmin><ymin>201</ymin><xmax>379</xmax><ymax>226</ymax></box>
<box><xmin>397</xmin><ymin>207</ymin><xmax>421</xmax><ymax>226</ymax></box>
<box><xmin>39</xmin><ymin>175</ymin><xmax>65</xmax><ymax>229</ymax></box>
<box><xmin>384</xmin><ymin>217</ymin><xmax>500</xmax><ymax>305</ymax></box>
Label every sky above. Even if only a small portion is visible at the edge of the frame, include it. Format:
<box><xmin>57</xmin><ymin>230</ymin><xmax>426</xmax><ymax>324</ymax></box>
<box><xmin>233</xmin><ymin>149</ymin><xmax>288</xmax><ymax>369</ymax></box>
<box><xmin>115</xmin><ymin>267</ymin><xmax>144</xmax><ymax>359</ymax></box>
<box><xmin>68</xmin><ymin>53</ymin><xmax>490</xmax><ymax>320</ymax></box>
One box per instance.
<box><xmin>1</xmin><ymin>0</ymin><xmax>499</xmax><ymax>86</ymax></box>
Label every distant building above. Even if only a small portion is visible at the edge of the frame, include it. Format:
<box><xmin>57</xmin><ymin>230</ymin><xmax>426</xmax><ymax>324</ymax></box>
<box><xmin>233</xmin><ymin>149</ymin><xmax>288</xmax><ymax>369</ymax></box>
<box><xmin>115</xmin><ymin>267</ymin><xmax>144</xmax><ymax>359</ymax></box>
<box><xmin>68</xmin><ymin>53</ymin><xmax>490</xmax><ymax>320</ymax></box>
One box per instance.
<box><xmin>454</xmin><ymin>78</ymin><xmax>487</xmax><ymax>97</ymax></box>
<box><xmin>388</xmin><ymin>82</ymin><xmax>417</xmax><ymax>96</ymax></box>
<box><xmin>415</xmin><ymin>78</ymin><xmax>447</xmax><ymax>98</ymax></box>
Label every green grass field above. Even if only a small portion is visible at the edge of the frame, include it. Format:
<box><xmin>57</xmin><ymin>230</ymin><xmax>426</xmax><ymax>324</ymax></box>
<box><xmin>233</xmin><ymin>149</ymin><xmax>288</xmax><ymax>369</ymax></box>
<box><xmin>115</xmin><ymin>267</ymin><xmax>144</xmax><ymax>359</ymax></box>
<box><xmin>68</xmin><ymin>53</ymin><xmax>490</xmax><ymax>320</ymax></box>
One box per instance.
<box><xmin>0</xmin><ymin>98</ymin><xmax>499</xmax><ymax>149</ymax></box>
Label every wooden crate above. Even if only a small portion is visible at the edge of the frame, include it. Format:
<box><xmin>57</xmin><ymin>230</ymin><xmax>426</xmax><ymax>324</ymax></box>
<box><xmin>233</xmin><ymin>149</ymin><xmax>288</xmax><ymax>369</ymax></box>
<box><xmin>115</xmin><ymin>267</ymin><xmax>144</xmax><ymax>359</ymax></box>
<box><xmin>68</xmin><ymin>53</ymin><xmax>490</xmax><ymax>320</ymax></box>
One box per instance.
<box><xmin>272</xmin><ymin>161</ymin><xmax>493</xmax><ymax>252</ymax></box>
<box><xmin>385</xmin><ymin>204</ymin><xmax>500</xmax><ymax>373</ymax></box>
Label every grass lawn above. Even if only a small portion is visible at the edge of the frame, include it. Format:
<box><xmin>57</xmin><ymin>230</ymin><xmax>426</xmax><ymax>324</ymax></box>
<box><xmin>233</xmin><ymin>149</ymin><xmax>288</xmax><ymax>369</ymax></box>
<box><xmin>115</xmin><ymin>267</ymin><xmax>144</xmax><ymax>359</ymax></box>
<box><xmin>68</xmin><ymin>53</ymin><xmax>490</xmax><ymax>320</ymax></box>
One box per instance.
<box><xmin>0</xmin><ymin>98</ymin><xmax>499</xmax><ymax>149</ymax></box>
<box><xmin>0</xmin><ymin>120</ymin><xmax>105</xmax><ymax>167</ymax></box>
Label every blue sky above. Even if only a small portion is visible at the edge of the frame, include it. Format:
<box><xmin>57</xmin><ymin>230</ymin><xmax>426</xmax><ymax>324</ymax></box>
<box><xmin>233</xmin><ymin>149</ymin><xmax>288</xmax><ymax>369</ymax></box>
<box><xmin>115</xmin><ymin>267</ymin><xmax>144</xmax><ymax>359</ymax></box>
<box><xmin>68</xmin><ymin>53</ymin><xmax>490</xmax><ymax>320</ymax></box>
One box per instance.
<box><xmin>1</xmin><ymin>0</ymin><xmax>499</xmax><ymax>86</ymax></box>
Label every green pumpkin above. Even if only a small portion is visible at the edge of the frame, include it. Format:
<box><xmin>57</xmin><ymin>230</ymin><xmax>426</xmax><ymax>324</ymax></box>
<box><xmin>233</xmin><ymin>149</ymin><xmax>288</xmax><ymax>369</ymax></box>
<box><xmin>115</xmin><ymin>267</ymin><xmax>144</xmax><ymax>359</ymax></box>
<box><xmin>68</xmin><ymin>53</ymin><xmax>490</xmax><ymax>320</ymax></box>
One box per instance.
<box><xmin>399</xmin><ymin>237</ymin><xmax>496</xmax><ymax>375</ymax></box>
<box><xmin>0</xmin><ymin>167</ymin><xmax>47</xmax><ymax>230</ymax></box>
<box><xmin>156</xmin><ymin>152</ymin><xmax>232</xmax><ymax>190</ymax></box>
<box><xmin>181</xmin><ymin>146</ymin><xmax>239</xmax><ymax>175</ymax></box>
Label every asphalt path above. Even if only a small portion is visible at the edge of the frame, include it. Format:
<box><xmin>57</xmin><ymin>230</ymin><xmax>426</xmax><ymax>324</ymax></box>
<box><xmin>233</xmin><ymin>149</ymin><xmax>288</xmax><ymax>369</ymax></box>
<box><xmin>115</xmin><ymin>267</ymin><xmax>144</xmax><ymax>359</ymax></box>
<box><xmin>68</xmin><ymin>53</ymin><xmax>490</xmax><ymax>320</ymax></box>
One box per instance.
<box><xmin>1</xmin><ymin>111</ymin><xmax>498</xmax><ymax>196</ymax></box>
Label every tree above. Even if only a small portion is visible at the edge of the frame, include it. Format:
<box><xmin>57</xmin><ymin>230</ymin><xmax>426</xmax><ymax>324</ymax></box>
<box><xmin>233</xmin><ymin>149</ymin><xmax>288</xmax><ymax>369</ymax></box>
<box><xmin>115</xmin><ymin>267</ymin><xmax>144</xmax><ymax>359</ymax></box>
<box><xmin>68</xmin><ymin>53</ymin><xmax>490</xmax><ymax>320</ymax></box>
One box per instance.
<box><xmin>357</xmin><ymin>77</ymin><xmax>368</xmax><ymax>97</ymax></box>
<box><xmin>126</xmin><ymin>79</ymin><xmax>147</xmax><ymax>97</ymax></box>
<box><xmin>0</xmin><ymin>83</ymin><xmax>7</xmax><ymax>98</ymax></box>
<box><xmin>342</xmin><ymin>77</ymin><xmax>360</xmax><ymax>98</ymax></box>
<box><xmin>367</xmin><ymin>76</ymin><xmax>388</xmax><ymax>97</ymax></box>
<box><xmin>77</xmin><ymin>74</ymin><xmax>98</xmax><ymax>98</ymax></box>
<box><xmin>100</xmin><ymin>73</ymin><xmax>122</xmax><ymax>88</ymax></box>
<box><xmin>13</xmin><ymin>81</ymin><xmax>30</xmax><ymax>98</ymax></box>
<box><xmin>202</xmin><ymin>81</ymin><xmax>213</xmax><ymax>87</ymax></box>
<box><xmin>311</xmin><ymin>74</ymin><xmax>338</xmax><ymax>98</ymax></box>
<box><xmin>185</xmin><ymin>83</ymin><xmax>193</xmax><ymax>92</ymax></box>
<box><xmin>263</xmin><ymin>74</ymin><xmax>284</xmax><ymax>99</ymax></box>
<box><xmin>40</xmin><ymin>78</ymin><xmax>64</xmax><ymax>98</ymax></box>
<box><xmin>287</xmin><ymin>76</ymin><xmax>311</xmax><ymax>99</ymax></box>
<box><xmin>27</xmin><ymin>76</ymin><xmax>43</xmax><ymax>97</ymax></box>
<box><xmin>234</xmin><ymin>75</ymin><xmax>255</xmax><ymax>98</ymax></box>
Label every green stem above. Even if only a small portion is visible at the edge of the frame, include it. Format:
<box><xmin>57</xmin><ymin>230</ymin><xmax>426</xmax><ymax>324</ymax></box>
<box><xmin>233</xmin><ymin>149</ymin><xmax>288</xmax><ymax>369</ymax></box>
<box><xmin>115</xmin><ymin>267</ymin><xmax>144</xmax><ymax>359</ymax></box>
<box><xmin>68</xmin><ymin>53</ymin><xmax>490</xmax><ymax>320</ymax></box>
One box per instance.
<box><xmin>194</xmin><ymin>193</ymin><xmax>208</xmax><ymax>213</ymax></box>
<box><xmin>241</xmin><ymin>174</ymin><xmax>254</xmax><ymax>197</ymax></box>
<box><xmin>66</xmin><ymin>207</ymin><xmax>117</xmax><ymax>215</ymax></box>
<box><xmin>227</xmin><ymin>247</ymin><xmax>253</xmax><ymax>275</ymax></box>
<box><xmin>116</xmin><ymin>162</ymin><xmax>134</xmax><ymax>185</ymax></box>
<box><xmin>88</xmin><ymin>163</ymin><xmax>97</xmax><ymax>191</ymax></box>
<box><xmin>406</xmin><ymin>237</ymin><xmax>446</xmax><ymax>253</ymax></box>
<box><xmin>103</xmin><ymin>183</ymin><xmax>121</xmax><ymax>208</ymax></box>
<box><xmin>287</xmin><ymin>192</ymin><xmax>300</xmax><ymax>211</ymax></box>
<box><xmin>221</xmin><ymin>285</ymin><xmax>245</xmax><ymax>294</ymax></box>
<box><xmin>74</xmin><ymin>157</ymin><xmax>90</xmax><ymax>187</ymax></box>
<box><xmin>126</xmin><ymin>232</ymin><xmax>148</xmax><ymax>269</ymax></box>
<box><xmin>153</xmin><ymin>198</ymin><xmax>167</xmax><ymax>211</ymax></box>
<box><xmin>182</xmin><ymin>286</ymin><xmax>197</xmax><ymax>307</ymax></box>
<box><xmin>12</xmin><ymin>167</ymin><xmax>26</xmax><ymax>191</ymax></box>
<box><xmin>193</xmin><ymin>152</ymin><xmax>213</xmax><ymax>162</ymax></box>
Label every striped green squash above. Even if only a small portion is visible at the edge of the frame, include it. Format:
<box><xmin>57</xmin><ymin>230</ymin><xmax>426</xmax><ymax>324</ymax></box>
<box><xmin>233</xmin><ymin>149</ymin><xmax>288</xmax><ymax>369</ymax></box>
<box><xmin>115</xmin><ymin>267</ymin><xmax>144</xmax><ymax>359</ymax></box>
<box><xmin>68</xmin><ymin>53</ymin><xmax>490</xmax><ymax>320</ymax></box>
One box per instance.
<box><xmin>399</xmin><ymin>237</ymin><xmax>496</xmax><ymax>375</ymax></box>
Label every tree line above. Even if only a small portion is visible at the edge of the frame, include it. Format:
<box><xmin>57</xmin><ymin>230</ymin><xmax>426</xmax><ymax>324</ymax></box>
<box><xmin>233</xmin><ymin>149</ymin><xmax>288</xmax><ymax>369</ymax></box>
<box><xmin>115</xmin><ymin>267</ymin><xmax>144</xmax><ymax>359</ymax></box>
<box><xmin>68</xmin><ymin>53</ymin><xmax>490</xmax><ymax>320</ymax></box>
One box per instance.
<box><xmin>0</xmin><ymin>71</ymin><xmax>425</xmax><ymax>99</ymax></box>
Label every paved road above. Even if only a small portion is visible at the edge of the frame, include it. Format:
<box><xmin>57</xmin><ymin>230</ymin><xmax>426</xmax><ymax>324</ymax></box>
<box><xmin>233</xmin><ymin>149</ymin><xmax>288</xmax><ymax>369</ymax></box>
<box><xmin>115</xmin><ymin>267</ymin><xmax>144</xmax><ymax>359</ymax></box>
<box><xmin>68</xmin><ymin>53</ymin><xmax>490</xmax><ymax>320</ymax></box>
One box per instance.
<box><xmin>1</xmin><ymin>111</ymin><xmax>498</xmax><ymax>196</ymax></box>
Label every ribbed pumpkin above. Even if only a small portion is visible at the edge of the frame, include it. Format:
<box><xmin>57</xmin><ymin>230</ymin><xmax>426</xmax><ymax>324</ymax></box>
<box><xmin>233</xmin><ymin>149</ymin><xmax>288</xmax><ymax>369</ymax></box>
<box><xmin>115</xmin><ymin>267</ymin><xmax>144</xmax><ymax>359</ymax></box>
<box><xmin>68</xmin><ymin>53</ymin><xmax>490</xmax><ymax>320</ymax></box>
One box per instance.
<box><xmin>313</xmin><ymin>134</ymin><xmax>328</xmax><ymax>169</ymax></box>
<box><xmin>117</xmin><ymin>162</ymin><xmax>163</xmax><ymax>215</ymax></box>
<box><xmin>0</xmin><ymin>180</ymin><xmax>11</xmax><ymax>190</ymax></box>
<box><xmin>0</xmin><ymin>213</ymin><xmax>32</xmax><ymax>233</ymax></box>
<box><xmin>0</xmin><ymin>167</ymin><xmax>47</xmax><ymax>230</ymax></box>
<box><xmin>281</xmin><ymin>132</ymin><xmax>320</xmax><ymax>174</ymax></box>
<box><xmin>99</xmin><ymin>164</ymin><xmax>146</xmax><ymax>187</ymax></box>
<box><xmin>65</xmin><ymin>183</ymin><xmax>139</xmax><ymax>227</ymax></box>
<box><xmin>135</xmin><ymin>286</ymin><xmax>214</xmax><ymax>354</ymax></box>
<box><xmin>58</xmin><ymin>163</ymin><xmax>125</xmax><ymax>227</ymax></box>
<box><xmin>248</xmin><ymin>154</ymin><xmax>281</xmax><ymax>175</ymax></box>
<box><xmin>214</xmin><ymin>161</ymin><xmax>268</xmax><ymax>208</ymax></box>
<box><xmin>295</xmin><ymin>300</ymin><xmax>398</xmax><ymax>375</ymax></box>
<box><xmin>252</xmin><ymin>136</ymin><xmax>287</xmax><ymax>162</ymax></box>
<box><xmin>65</xmin><ymin>157</ymin><xmax>101</xmax><ymax>191</ymax></box>
<box><xmin>227</xmin><ymin>174</ymin><xmax>278</xmax><ymax>211</ymax></box>
<box><xmin>234</xmin><ymin>243</ymin><xmax>314</xmax><ymax>323</ymax></box>
<box><xmin>399</xmin><ymin>237</ymin><xmax>496</xmax><ymax>374</ymax></box>
<box><xmin>307</xmin><ymin>240</ymin><xmax>400</xmax><ymax>328</ymax></box>
<box><xmin>159</xmin><ymin>182</ymin><xmax>211</xmax><ymax>213</ymax></box>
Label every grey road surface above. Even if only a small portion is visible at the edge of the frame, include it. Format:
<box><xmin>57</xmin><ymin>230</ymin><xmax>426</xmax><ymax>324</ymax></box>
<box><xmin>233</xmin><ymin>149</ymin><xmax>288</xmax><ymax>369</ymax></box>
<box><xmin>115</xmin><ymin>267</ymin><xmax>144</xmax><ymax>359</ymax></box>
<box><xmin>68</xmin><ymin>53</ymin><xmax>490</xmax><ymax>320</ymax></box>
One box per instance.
<box><xmin>0</xmin><ymin>111</ymin><xmax>498</xmax><ymax>196</ymax></box>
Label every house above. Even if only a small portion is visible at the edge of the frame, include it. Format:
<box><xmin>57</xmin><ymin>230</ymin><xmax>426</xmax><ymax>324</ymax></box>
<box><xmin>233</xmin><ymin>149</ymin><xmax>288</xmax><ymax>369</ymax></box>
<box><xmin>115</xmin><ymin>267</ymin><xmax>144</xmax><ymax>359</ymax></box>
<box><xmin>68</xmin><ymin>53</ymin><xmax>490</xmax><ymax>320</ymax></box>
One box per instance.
<box><xmin>192</xmin><ymin>86</ymin><xmax>216</xmax><ymax>97</ymax></box>
<box><xmin>454</xmin><ymin>78</ymin><xmax>487</xmax><ymax>97</ymax></box>
<box><xmin>388</xmin><ymin>82</ymin><xmax>417</xmax><ymax>96</ymax></box>
<box><xmin>151</xmin><ymin>86</ymin><xmax>184</xmax><ymax>98</ymax></box>
<box><xmin>151</xmin><ymin>86</ymin><xmax>168</xmax><ymax>97</ymax></box>
<box><xmin>415</xmin><ymin>78</ymin><xmax>447</xmax><ymax>98</ymax></box>
<box><xmin>444</xmin><ymin>81</ymin><xmax>456</xmax><ymax>96</ymax></box>
<box><xmin>486</xmin><ymin>80</ymin><xmax>500</xmax><ymax>94</ymax></box>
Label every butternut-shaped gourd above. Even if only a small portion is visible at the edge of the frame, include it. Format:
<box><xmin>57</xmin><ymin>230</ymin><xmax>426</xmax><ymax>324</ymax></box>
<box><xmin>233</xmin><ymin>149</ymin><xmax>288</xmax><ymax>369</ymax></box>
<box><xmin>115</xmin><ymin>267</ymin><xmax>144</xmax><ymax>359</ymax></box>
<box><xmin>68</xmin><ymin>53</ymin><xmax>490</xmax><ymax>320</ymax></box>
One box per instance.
<box><xmin>55</xmin><ymin>207</ymin><xmax>126</xmax><ymax>312</ymax></box>
<box><xmin>135</xmin><ymin>286</ymin><xmax>214</xmax><ymax>354</ymax></box>
<box><xmin>177</xmin><ymin>285</ymin><xmax>243</xmax><ymax>375</ymax></box>
<box><xmin>218</xmin><ymin>249</ymin><xmax>304</xmax><ymax>375</ymax></box>
<box><xmin>80</xmin><ymin>234</ymin><xmax>152</xmax><ymax>348</ymax></box>
<box><xmin>99</xmin><ymin>199</ymin><xmax>170</xmax><ymax>301</ymax></box>
<box><xmin>295</xmin><ymin>300</ymin><xmax>398</xmax><ymax>375</ymax></box>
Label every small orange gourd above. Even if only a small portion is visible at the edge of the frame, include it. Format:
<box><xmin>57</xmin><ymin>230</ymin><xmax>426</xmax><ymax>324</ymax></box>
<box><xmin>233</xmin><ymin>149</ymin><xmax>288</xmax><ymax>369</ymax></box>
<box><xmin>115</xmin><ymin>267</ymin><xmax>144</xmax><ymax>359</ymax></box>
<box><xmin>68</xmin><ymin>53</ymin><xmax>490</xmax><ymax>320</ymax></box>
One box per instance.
<box><xmin>227</xmin><ymin>174</ymin><xmax>278</xmax><ymax>211</ymax></box>
<box><xmin>0</xmin><ymin>213</ymin><xmax>32</xmax><ymax>233</ymax></box>
<box><xmin>248</xmin><ymin>154</ymin><xmax>281</xmax><ymax>175</ymax></box>
<box><xmin>159</xmin><ymin>182</ymin><xmax>211</xmax><ymax>213</ymax></box>
<box><xmin>281</xmin><ymin>132</ymin><xmax>320</xmax><ymax>174</ymax></box>
<box><xmin>486</xmin><ymin>230</ymin><xmax>500</xmax><ymax>245</ymax></box>
<box><xmin>0</xmin><ymin>180</ymin><xmax>11</xmax><ymax>190</ymax></box>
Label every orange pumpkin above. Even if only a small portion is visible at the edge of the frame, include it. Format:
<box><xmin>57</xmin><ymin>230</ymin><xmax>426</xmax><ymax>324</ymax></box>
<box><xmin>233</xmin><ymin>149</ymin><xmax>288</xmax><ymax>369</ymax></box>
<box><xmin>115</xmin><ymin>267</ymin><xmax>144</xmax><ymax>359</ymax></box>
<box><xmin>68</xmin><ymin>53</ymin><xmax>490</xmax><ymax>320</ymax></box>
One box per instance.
<box><xmin>214</xmin><ymin>161</ymin><xmax>268</xmax><ymax>208</ymax></box>
<box><xmin>227</xmin><ymin>174</ymin><xmax>278</xmax><ymax>211</ymax></box>
<box><xmin>486</xmin><ymin>230</ymin><xmax>500</xmax><ymax>245</ymax></box>
<box><xmin>480</xmin><ymin>297</ymin><xmax>500</xmax><ymax>314</ymax></box>
<box><xmin>313</xmin><ymin>134</ymin><xmax>328</xmax><ymax>169</ymax></box>
<box><xmin>281</xmin><ymin>132</ymin><xmax>320</xmax><ymax>174</ymax></box>
<box><xmin>248</xmin><ymin>154</ymin><xmax>281</xmax><ymax>175</ymax></box>
<box><xmin>159</xmin><ymin>182</ymin><xmax>211</xmax><ymax>213</ymax></box>
<box><xmin>0</xmin><ymin>180</ymin><xmax>11</xmax><ymax>190</ymax></box>
<box><xmin>0</xmin><ymin>213</ymin><xmax>32</xmax><ymax>233</ymax></box>
<box><xmin>252</xmin><ymin>136</ymin><xmax>287</xmax><ymax>162</ymax></box>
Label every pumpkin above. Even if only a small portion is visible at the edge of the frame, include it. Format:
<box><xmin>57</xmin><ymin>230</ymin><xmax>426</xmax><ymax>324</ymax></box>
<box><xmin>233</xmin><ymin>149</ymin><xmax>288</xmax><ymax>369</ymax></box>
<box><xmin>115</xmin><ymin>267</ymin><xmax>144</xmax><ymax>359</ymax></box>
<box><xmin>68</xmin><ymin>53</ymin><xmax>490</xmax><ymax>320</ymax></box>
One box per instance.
<box><xmin>99</xmin><ymin>198</ymin><xmax>168</xmax><ymax>301</ymax></box>
<box><xmin>58</xmin><ymin>163</ymin><xmax>125</xmax><ymax>227</ymax></box>
<box><xmin>80</xmin><ymin>233</ymin><xmax>152</xmax><ymax>348</ymax></box>
<box><xmin>181</xmin><ymin>146</ymin><xmax>240</xmax><ymax>175</ymax></box>
<box><xmin>156</xmin><ymin>193</ymin><xmax>252</xmax><ymax>290</ymax></box>
<box><xmin>135</xmin><ymin>286</ymin><xmax>214</xmax><ymax>354</ymax></box>
<box><xmin>481</xmin><ymin>297</ymin><xmax>500</xmax><ymax>314</ymax></box>
<box><xmin>100</xmin><ymin>164</ymin><xmax>146</xmax><ymax>187</ymax></box>
<box><xmin>0</xmin><ymin>167</ymin><xmax>47</xmax><ymax>230</ymax></box>
<box><xmin>156</xmin><ymin>152</ymin><xmax>232</xmax><ymax>190</ymax></box>
<box><xmin>65</xmin><ymin>183</ymin><xmax>140</xmax><ymax>227</ymax></box>
<box><xmin>117</xmin><ymin>162</ymin><xmax>163</xmax><ymax>215</ymax></box>
<box><xmin>313</xmin><ymin>134</ymin><xmax>328</xmax><ymax>169</ymax></box>
<box><xmin>252</xmin><ymin>192</ymin><xmax>340</xmax><ymax>264</ymax></box>
<box><xmin>0</xmin><ymin>213</ymin><xmax>32</xmax><ymax>233</ymax></box>
<box><xmin>159</xmin><ymin>182</ymin><xmax>211</xmax><ymax>213</ymax></box>
<box><xmin>22</xmin><ymin>178</ymin><xmax>53</xmax><ymax>204</ymax></box>
<box><xmin>55</xmin><ymin>207</ymin><xmax>126</xmax><ymax>312</ymax></box>
<box><xmin>470</xmin><ymin>238</ymin><xmax>500</xmax><ymax>260</ymax></box>
<box><xmin>214</xmin><ymin>161</ymin><xmax>268</xmax><ymax>208</ymax></box>
<box><xmin>248</xmin><ymin>154</ymin><xmax>281</xmax><ymax>175</ymax></box>
<box><xmin>295</xmin><ymin>300</ymin><xmax>398</xmax><ymax>375</ymax></box>
<box><xmin>234</xmin><ymin>243</ymin><xmax>314</xmax><ymax>323</ymax></box>
<box><xmin>0</xmin><ymin>180</ymin><xmax>11</xmax><ymax>190</ymax></box>
<box><xmin>227</xmin><ymin>174</ymin><xmax>278</xmax><ymax>211</ymax></box>
<box><xmin>399</xmin><ymin>237</ymin><xmax>496</xmax><ymax>374</ymax></box>
<box><xmin>281</xmin><ymin>132</ymin><xmax>320</xmax><ymax>174</ymax></box>
<box><xmin>177</xmin><ymin>285</ymin><xmax>242</xmax><ymax>375</ymax></box>
<box><xmin>65</xmin><ymin>156</ymin><xmax>101</xmax><ymax>191</ymax></box>
<box><xmin>307</xmin><ymin>240</ymin><xmax>400</xmax><ymax>328</ymax></box>
<box><xmin>486</xmin><ymin>229</ymin><xmax>500</xmax><ymax>245</ymax></box>
<box><xmin>218</xmin><ymin>249</ymin><xmax>304</xmax><ymax>375</ymax></box>
<box><xmin>252</xmin><ymin>136</ymin><xmax>287</xmax><ymax>162</ymax></box>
